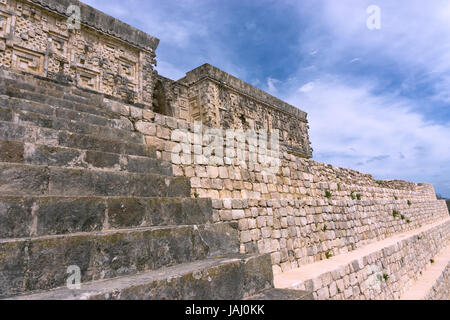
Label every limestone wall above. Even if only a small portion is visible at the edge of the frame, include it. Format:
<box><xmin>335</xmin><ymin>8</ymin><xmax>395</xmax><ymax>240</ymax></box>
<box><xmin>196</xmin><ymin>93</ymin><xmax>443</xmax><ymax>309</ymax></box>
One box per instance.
<box><xmin>121</xmin><ymin>108</ymin><xmax>437</xmax><ymax>202</ymax></box>
<box><xmin>424</xmin><ymin>260</ymin><xmax>450</xmax><ymax>300</ymax></box>
<box><xmin>212</xmin><ymin>198</ymin><xmax>449</xmax><ymax>274</ymax></box>
<box><xmin>0</xmin><ymin>0</ymin><xmax>159</xmax><ymax>106</ymax></box>
<box><xmin>295</xmin><ymin>219</ymin><xmax>450</xmax><ymax>300</ymax></box>
<box><xmin>97</xmin><ymin>103</ymin><xmax>448</xmax><ymax>277</ymax></box>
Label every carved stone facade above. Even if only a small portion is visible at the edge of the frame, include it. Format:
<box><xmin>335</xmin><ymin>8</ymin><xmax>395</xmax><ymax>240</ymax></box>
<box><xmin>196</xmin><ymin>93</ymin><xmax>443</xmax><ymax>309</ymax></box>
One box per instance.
<box><xmin>0</xmin><ymin>0</ymin><xmax>311</xmax><ymax>158</ymax></box>
<box><xmin>0</xmin><ymin>0</ymin><xmax>159</xmax><ymax>106</ymax></box>
<box><xmin>160</xmin><ymin>64</ymin><xmax>313</xmax><ymax>159</ymax></box>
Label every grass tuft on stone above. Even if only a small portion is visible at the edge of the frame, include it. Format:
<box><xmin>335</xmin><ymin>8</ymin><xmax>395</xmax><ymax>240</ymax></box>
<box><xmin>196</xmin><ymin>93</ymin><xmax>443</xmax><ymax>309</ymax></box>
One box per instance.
<box><xmin>393</xmin><ymin>210</ymin><xmax>399</xmax><ymax>218</ymax></box>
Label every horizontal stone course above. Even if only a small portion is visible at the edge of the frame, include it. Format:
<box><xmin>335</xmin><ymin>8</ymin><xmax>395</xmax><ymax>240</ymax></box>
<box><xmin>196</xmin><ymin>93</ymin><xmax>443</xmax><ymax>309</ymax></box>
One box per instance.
<box><xmin>213</xmin><ymin>198</ymin><xmax>449</xmax><ymax>272</ymax></box>
<box><xmin>424</xmin><ymin>260</ymin><xmax>450</xmax><ymax>300</ymax></box>
<box><xmin>0</xmin><ymin>196</ymin><xmax>213</xmax><ymax>238</ymax></box>
<box><xmin>7</xmin><ymin>253</ymin><xmax>272</xmax><ymax>300</ymax></box>
<box><xmin>0</xmin><ymin>105</ymin><xmax>143</xmax><ymax>144</ymax></box>
<box><xmin>274</xmin><ymin>218</ymin><xmax>450</xmax><ymax>300</ymax></box>
<box><xmin>0</xmin><ymin>138</ymin><xmax>171</xmax><ymax>175</ymax></box>
<box><xmin>0</xmin><ymin>163</ymin><xmax>190</xmax><ymax>197</ymax></box>
<box><xmin>0</xmin><ymin>121</ymin><xmax>156</xmax><ymax>158</ymax></box>
<box><xmin>0</xmin><ymin>222</ymin><xmax>239</xmax><ymax>298</ymax></box>
<box><xmin>400</xmin><ymin>244</ymin><xmax>450</xmax><ymax>300</ymax></box>
<box><xmin>0</xmin><ymin>83</ymin><xmax>118</xmax><ymax>119</ymax></box>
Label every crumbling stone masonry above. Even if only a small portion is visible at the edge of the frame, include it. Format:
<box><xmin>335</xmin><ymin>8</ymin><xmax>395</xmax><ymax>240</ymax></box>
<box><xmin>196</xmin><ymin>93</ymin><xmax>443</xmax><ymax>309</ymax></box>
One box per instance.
<box><xmin>0</xmin><ymin>0</ymin><xmax>448</xmax><ymax>300</ymax></box>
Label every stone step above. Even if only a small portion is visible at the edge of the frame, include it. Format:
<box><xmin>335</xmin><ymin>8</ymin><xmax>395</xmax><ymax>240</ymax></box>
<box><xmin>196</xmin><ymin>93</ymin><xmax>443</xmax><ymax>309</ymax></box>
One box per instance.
<box><xmin>0</xmin><ymin>139</ymin><xmax>171</xmax><ymax>175</ymax></box>
<box><xmin>243</xmin><ymin>288</ymin><xmax>314</xmax><ymax>300</ymax></box>
<box><xmin>0</xmin><ymin>120</ymin><xmax>156</xmax><ymax>158</ymax></box>
<box><xmin>0</xmin><ymin>84</ymin><xmax>117</xmax><ymax>119</ymax></box>
<box><xmin>0</xmin><ymin>72</ymin><xmax>146</xmax><ymax>124</ymax></box>
<box><xmin>400</xmin><ymin>244</ymin><xmax>450</xmax><ymax>300</ymax></box>
<box><xmin>0</xmin><ymin>104</ymin><xmax>143</xmax><ymax>145</ymax></box>
<box><xmin>0</xmin><ymin>163</ymin><xmax>189</xmax><ymax>197</ymax></box>
<box><xmin>274</xmin><ymin>217</ymin><xmax>450</xmax><ymax>300</ymax></box>
<box><xmin>0</xmin><ymin>75</ymin><xmax>102</xmax><ymax>107</ymax></box>
<box><xmin>0</xmin><ymin>94</ymin><xmax>133</xmax><ymax>131</ymax></box>
<box><xmin>4</xmin><ymin>253</ymin><xmax>272</xmax><ymax>300</ymax></box>
<box><xmin>0</xmin><ymin>196</ymin><xmax>212</xmax><ymax>239</ymax></box>
<box><xmin>0</xmin><ymin>222</ymin><xmax>239</xmax><ymax>298</ymax></box>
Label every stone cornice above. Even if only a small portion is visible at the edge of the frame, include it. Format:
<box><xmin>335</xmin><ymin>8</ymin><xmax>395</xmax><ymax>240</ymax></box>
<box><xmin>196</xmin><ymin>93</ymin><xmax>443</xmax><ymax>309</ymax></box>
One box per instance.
<box><xmin>26</xmin><ymin>0</ymin><xmax>160</xmax><ymax>52</ymax></box>
<box><xmin>179</xmin><ymin>63</ymin><xmax>308</xmax><ymax>122</ymax></box>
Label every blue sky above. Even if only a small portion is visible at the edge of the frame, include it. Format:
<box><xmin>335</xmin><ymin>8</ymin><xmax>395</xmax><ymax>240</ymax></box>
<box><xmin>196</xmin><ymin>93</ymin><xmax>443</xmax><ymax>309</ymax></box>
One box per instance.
<box><xmin>83</xmin><ymin>0</ymin><xmax>450</xmax><ymax>197</ymax></box>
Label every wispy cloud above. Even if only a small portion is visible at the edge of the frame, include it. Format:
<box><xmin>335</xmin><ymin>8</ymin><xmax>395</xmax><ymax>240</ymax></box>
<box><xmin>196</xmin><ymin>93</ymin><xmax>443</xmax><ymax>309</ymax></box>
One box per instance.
<box><xmin>285</xmin><ymin>76</ymin><xmax>450</xmax><ymax>194</ymax></box>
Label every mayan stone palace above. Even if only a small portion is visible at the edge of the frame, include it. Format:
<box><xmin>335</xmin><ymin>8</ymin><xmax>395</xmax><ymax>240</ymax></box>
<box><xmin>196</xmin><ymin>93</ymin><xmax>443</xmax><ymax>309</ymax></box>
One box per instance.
<box><xmin>0</xmin><ymin>0</ymin><xmax>448</xmax><ymax>300</ymax></box>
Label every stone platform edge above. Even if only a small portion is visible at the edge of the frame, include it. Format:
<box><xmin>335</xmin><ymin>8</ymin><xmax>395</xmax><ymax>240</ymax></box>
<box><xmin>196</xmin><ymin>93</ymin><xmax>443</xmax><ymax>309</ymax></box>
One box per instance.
<box><xmin>27</xmin><ymin>0</ymin><xmax>159</xmax><ymax>51</ymax></box>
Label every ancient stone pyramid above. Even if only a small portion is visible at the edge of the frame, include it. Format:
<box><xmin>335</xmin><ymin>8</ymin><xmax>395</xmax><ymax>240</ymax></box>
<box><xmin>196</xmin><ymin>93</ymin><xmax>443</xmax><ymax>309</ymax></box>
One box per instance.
<box><xmin>0</xmin><ymin>0</ymin><xmax>448</xmax><ymax>300</ymax></box>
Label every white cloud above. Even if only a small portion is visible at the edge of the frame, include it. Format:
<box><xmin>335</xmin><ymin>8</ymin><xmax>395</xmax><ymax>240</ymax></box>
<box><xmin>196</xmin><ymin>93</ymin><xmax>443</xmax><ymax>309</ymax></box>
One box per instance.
<box><xmin>298</xmin><ymin>82</ymin><xmax>315</xmax><ymax>93</ymax></box>
<box><xmin>281</xmin><ymin>0</ymin><xmax>450</xmax><ymax>196</ymax></box>
<box><xmin>286</xmin><ymin>76</ymin><xmax>450</xmax><ymax>194</ymax></box>
<box><xmin>266</xmin><ymin>77</ymin><xmax>280</xmax><ymax>94</ymax></box>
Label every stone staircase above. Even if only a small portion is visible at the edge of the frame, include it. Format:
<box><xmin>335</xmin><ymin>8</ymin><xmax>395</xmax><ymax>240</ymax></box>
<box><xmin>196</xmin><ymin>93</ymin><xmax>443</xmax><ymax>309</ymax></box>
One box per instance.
<box><xmin>0</xmin><ymin>69</ymin><xmax>310</xmax><ymax>300</ymax></box>
<box><xmin>273</xmin><ymin>203</ymin><xmax>450</xmax><ymax>300</ymax></box>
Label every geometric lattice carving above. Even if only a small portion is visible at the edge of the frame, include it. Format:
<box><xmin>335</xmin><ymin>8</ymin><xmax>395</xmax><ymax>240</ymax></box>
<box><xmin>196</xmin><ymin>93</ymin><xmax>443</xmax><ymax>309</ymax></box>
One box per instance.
<box><xmin>48</xmin><ymin>32</ymin><xmax>68</xmax><ymax>61</ymax></box>
<box><xmin>0</xmin><ymin>10</ymin><xmax>14</xmax><ymax>39</ymax></box>
<box><xmin>12</xmin><ymin>47</ymin><xmax>44</xmax><ymax>74</ymax></box>
<box><xmin>189</xmin><ymin>96</ymin><xmax>202</xmax><ymax>123</ymax></box>
<box><xmin>118</xmin><ymin>57</ymin><xmax>136</xmax><ymax>81</ymax></box>
<box><xmin>77</xmin><ymin>67</ymin><xmax>99</xmax><ymax>90</ymax></box>
<box><xmin>0</xmin><ymin>0</ymin><xmax>159</xmax><ymax>107</ymax></box>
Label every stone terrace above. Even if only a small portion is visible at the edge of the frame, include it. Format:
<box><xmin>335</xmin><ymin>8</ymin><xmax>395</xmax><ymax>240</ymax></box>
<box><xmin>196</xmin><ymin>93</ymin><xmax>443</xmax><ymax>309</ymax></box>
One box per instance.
<box><xmin>0</xmin><ymin>0</ymin><xmax>448</xmax><ymax>300</ymax></box>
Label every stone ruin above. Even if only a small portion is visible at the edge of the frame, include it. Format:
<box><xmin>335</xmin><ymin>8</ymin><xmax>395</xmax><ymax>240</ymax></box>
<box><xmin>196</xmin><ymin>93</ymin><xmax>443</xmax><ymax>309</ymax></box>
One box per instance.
<box><xmin>0</xmin><ymin>0</ymin><xmax>448</xmax><ymax>300</ymax></box>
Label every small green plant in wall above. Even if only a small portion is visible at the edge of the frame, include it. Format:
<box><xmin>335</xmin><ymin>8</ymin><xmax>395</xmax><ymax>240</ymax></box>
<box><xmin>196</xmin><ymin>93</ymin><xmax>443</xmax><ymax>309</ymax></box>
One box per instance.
<box><xmin>400</xmin><ymin>214</ymin><xmax>405</xmax><ymax>220</ymax></box>
<box><xmin>323</xmin><ymin>225</ymin><xmax>328</xmax><ymax>232</ymax></box>
<box><xmin>350</xmin><ymin>191</ymin><xmax>356</xmax><ymax>200</ymax></box>
<box><xmin>325</xmin><ymin>251</ymin><xmax>333</xmax><ymax>259</ymax></box>
<box><xmin>356</xmin><ymin>193</ymin><xmax>362</xmax><ymax>200</ymax></box>
<box><xmin>325</xmin><ymin>190</ymin><xmax>332</xmax><ymax>199</ymax></box>
<box><xmin>337</xmin><ymin>288</ymin><xmax>341</xmax><ymax>294</ymax></box>
<box><xmin>417</xmin><ymin>236</ymin><xmax>422</xmax><ymax>240</ymax></box>
<box><xmin>337</xmin><ymin>183</ymin><xmax>341</xmax><ymax>191</ymax></box>
<box><xmin>430</xmin><ymin>259</ymin><xmax>435</xmax><ymax>264</ymax></box>
<box><xmin>383</xmin><ymin>273</ymin><xmax>389</xmax><ymax>281</ymax></box>
<box><xmin>393</xmin><ymin>209</ymin><xmax>399</xmax><ymax>218</ymax></box>
<box><xmin>193</xmin><ymin>192</ymin><xmax>200</xmax><ymax>198</ymax></box>
<box><xmin>394</xmin><ymin>195</ymin><xmax>398</xmax><ymax>200</ymax></box>
<box><xmin>376</xmin><ymin>180</ymin><xmax>383</xmax><ymax>186</ymax></box>
<box><xmin>407</xmin><ymin>200</ymin><xmax>412</xmax><ymax>206</ymax></box>
<box><xmin>406</xmin><ymin>219</ymin><xmax>411</xmax><ymax>224</ymax></box>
